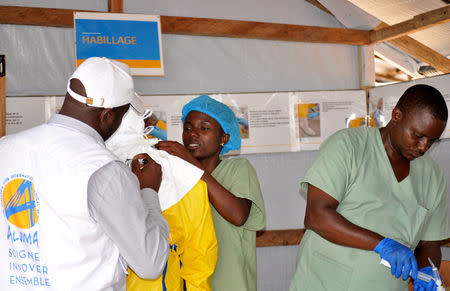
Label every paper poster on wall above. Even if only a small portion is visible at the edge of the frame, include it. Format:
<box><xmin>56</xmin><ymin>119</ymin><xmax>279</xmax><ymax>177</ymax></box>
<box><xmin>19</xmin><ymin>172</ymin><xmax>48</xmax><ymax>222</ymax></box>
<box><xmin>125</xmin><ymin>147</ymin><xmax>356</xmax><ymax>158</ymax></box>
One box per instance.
<box><xmin>370</xmin><ymin>74</ymin><xmax>450</xmax><ymax>139</ymax></box>
<box><xmin>289</xmin><ymin>90</ymin><xmax>366</xmax><ymax>151</ymax></box>
<box><xmin>140</xmin><ymin>94</ymin><xmax>194</xmax><ymax>143</ymax></box>
<box><xmin>44</xmin><ymin>96</ymin><xmax>65</xmax><ymax>121</ymax></box>
<box><xmin>15</xmin><ymin>90</ymin><xmax>365</xmax><ymax>154</ymax></box>
<box><xmin>214</xmin><ymin>93</ymin><xmax>291</xmax><ymax>154</ymax></box>
<box><xmin>367</xmin><ymin>95</ymin><xmax>386</xmax><ymax>128</ymax></box>
<box><xmin>74</xmin><ymin>12</ymin><xmax>164</xmax><ymax>76</ymax></box>
<box><xmin>141</xmin><ymin>93</ymin><xmax>292</xmax><ymax>154</ymax></box>
<box><xmin>5</xmin><ymin>97</ymin><xmax>53</xmax><ymax>135</ymax></box>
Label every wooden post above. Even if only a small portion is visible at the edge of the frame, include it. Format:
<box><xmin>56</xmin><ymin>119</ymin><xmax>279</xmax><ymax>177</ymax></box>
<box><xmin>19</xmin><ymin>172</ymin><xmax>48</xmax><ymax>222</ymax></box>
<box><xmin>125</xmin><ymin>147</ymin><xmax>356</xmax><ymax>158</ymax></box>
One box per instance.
<box><xmin>0</xmin><ymin>55</ymin><xmax>6</xmax><ymax>137</ymax></box>
<box><xmin>108</xmin><ymin>0</ymin><xmax>123</xmax><ymax>13</ymax></box>
<box><xmin>358</xmin><ymin>46</ymin><xmax>373</xmax><ymax>125</ymax></box>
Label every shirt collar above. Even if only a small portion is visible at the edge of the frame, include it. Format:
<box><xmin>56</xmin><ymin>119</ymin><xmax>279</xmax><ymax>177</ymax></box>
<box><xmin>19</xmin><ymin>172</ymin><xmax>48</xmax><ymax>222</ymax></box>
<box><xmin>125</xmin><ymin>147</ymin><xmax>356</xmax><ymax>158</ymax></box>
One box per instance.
<box><xmin>47</xmin><ymin>113</ymin><xmax>105</xmax><ymax>145</ymax></box>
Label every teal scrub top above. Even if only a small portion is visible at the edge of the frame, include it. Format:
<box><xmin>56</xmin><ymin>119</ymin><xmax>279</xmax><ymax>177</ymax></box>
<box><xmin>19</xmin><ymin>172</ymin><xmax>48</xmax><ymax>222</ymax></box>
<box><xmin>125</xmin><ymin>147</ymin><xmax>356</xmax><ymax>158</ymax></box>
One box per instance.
<box><xmin>210</xmin><ymin>158</ymin><xmax>266</xmax><ymax>291</ymax></box>
<box><xmin>290</xmin><ymin>127</ymin><xmax>450</xmax><ymax>291</ymax></box>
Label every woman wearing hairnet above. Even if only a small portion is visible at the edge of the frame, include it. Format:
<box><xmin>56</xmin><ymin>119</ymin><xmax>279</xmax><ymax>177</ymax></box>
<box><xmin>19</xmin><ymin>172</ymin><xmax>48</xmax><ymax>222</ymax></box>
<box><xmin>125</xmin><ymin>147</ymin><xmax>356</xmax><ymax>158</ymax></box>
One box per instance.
<box><xmin>156</xmin><ymin>95</ymin><xmax>266</xmax><ymax>291</ymax></box>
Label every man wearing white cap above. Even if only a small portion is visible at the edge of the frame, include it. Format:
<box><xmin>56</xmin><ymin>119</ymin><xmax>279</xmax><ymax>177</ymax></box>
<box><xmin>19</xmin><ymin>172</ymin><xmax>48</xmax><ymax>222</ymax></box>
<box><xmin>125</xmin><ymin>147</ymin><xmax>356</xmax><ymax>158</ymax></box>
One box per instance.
<box><xmin>0</xmin><ymin>57</ymin><xmax>169</xmax><ymax>290</ymax></box>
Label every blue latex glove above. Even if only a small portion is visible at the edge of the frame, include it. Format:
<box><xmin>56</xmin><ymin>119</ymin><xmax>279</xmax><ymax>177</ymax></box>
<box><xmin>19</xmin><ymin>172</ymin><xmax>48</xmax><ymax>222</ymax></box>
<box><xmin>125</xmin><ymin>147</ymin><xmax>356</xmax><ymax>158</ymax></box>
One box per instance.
<box><xmin>148</xmin><ymin>126</ymin><xmax>167</xmax><ymax>141</ymax></box>
<box><xmin>307</xmin><ymin>111</ymin><xmax>320</xmax><ymax>119</ymax></box>
<box><xmin>414</xmin><ymin>267</ymin><xmax>437</xmax><ymax>291</ymax></box>
<box><xmin>237</xmin><ymin>117</ymin><xmax>249</xmax><ymax>127</ymax></box>
<box><xmin>374</xmin><ymin>238</ymin><xmax>418</xmax><ymax>280</ymax></box>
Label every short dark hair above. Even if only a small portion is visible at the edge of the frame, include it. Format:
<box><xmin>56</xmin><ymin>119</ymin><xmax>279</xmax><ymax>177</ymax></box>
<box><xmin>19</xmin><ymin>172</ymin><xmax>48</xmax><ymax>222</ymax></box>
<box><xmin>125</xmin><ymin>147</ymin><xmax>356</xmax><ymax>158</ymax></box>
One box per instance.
<box><xmin>396</xmin><ymin>84</ymin><xmax>448</xmax><ymax>122</ymax></box>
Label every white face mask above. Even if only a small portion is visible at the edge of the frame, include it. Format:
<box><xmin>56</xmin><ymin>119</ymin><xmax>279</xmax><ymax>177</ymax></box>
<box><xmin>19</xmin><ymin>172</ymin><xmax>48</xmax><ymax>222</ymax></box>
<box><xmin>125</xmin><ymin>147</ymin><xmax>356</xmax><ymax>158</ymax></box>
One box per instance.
<box><xmin>105</xmin><ymin>107</ymin><xmax>204</xmax><ymax>212</ymax></box>
<box><xmin>105</xmin><ymin>108</ymin><xmax>152</xmax><ymax>152</ymax></box>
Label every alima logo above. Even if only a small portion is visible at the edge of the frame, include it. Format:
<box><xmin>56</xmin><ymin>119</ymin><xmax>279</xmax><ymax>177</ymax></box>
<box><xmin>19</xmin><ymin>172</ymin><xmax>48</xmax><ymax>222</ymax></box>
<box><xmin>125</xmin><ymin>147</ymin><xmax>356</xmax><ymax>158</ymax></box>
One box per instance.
<box><xmin>2</xmin><ymin>179</ymin><xmax>38</xmax><ymax>229</ymax></box>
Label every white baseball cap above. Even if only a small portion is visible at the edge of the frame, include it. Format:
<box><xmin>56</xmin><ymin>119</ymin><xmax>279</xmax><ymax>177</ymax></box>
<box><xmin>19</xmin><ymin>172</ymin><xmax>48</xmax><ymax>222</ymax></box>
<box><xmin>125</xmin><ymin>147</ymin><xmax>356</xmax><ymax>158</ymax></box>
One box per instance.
<box><xmin>67</xmin><ymin>57</ymin><xmax>145</xmax><ymax>114</ymax></box>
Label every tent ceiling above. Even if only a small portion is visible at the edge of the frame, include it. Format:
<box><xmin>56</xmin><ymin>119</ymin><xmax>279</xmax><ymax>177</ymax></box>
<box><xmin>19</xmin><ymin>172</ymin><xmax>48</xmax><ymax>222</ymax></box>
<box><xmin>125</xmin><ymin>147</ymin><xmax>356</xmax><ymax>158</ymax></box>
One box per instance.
<box><xmin>347</xmin><ymin>0</ymin><xmax>450</xmax><ymax>56</ymax></box>
<box><xmin>0</xmin><ymin>1</ymin><xmax>447</xmax><ymax>85</ymax></box>
<box><xmin>316</xmin><ymin>0</ymin><xmax>450</xmax><ymax>83</ymax></box>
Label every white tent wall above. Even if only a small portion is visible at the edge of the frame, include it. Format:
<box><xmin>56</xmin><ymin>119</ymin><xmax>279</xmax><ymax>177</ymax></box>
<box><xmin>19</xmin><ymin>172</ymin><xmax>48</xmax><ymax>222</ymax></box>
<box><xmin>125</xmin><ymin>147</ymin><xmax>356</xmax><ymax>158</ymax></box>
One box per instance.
<box><xmin>429</xmin><ymin>138</ymin><xmax>450</xmax><ymax>264</ymax></box>
<box><xmin>1</xmin><ymin>1</ymin><xmax>359</xmax><ymax>290</ymax></box>
<box><xmin>250</xmin><ymin>151</ymin><xmax>318</xmax><ymax>290</ymax></box>
<box><xmin>1</xmin><ymin>0</ymin><xmax>359</xmax><ymax>96</ymax></box>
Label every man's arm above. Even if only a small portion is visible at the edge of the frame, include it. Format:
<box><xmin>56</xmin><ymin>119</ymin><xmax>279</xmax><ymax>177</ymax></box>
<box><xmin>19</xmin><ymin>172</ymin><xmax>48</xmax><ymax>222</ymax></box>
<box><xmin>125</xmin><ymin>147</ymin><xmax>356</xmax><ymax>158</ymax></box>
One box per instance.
<box><xmin>155</xmin><ymin>140</ymin><xmax>252</xmax><ymax>226</ymax></box>
<box><xmin>306</xmin><ymin>183</ymin><xmax>419</xmax><ymax>280</ymax></box>
<box><xmin>304</xmin><ymin>183</ymin><xmax>383</xmax><ymax>250</ymax></box>
<box><xmin>414</xmin><ymin>240</ymin><xmax>442</xmax><ymax>268</ymax></box>
<box><xmin>411</xmin><ymin>241</ymin><xmax>442</xmax><ymax>290</ymax></box>
<box><xmin>88</xmin><ymin>160</ymin><xmax>169</xmax><ymax>279</ymax></box>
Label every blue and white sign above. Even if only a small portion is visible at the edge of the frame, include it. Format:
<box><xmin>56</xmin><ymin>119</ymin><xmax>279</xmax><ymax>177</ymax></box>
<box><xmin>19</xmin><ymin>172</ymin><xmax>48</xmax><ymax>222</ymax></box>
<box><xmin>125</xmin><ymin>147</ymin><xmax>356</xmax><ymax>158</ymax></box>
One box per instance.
<box><xmin>74</xmin><ymin>12</ymin><xmax>165</xmax><ymax>76</ymax></box>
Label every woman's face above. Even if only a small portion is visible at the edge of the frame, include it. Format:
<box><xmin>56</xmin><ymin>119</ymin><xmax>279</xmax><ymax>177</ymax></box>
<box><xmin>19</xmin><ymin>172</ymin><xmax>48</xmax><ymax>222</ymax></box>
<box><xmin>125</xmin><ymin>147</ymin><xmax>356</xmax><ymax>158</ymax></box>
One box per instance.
<box><xmin>182</xmin><ymin>111</ymin><xmax>228</xmax><ymax>161</ymax></box>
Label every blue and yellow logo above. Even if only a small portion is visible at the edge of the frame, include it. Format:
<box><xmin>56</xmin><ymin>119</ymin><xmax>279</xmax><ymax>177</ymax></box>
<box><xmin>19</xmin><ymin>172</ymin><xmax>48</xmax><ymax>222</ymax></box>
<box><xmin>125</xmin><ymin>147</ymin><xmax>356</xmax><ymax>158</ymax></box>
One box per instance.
<box><xmin>2</xmin><ymin>178</ymin><xmax>38</xmax><ymax>229</ymax></box>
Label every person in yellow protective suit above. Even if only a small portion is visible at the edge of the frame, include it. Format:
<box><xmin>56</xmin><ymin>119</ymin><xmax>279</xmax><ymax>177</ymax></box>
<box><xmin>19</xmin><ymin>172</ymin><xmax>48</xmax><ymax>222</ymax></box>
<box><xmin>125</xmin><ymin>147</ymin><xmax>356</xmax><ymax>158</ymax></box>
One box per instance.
<box><xmin>105</xmin><ymin>108</ymin><xmax>218</xmax><ymax>291</ymax></box>
<box><xmin>127</xmin><ymin>178</ymin><xmax>217</xmax><ymax>291</ymax></box>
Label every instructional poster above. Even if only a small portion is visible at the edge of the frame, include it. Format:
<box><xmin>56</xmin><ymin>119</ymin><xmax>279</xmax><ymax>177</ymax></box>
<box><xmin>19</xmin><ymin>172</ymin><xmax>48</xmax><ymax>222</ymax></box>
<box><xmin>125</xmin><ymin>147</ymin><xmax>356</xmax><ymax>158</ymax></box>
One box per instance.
<box><xmin>289</xmin><ymin>90</ymin><xmax>367</xmax><ymax>151</ymax></box>
<box><xmin>5</xmin><ymin>97</ymin><xmax>51</xmax><ymax>135</ymax></box>
<box><xmin>141</xmin><ymin>93</ymin><xmax>292</xmax><ymax>154</ymax></box>
<box><xmin>370</xmin><ymin>74</ymin><xmax>450</xmax><ymax>138</ymax></box>
<box><xmin>219</xmin><ymin>93</ymin><xmax>291</xmax><ymax>154</ymax></box>
<box><xmin>140</xmin><ymin>94</ymin><xmax>194</xmax><ymax>143</ymax></box>
<box><xmin>8</xmin><ymin>90</ymin><xmax>366</xmax><ymax>154</ymax></box>
<box><xmin>6</xmin><ymin>76</ymin><xmax>450</xmax><ymax>154</ymax></box>
<box><xmin>4</xmin><ymin>88</ymin><xmax>414</xmax><ymax>154</ymax></box>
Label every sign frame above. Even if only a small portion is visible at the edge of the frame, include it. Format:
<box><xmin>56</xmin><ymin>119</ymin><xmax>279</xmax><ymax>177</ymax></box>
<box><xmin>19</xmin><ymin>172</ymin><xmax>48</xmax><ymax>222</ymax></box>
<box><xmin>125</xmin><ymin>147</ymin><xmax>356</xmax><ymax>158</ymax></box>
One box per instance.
<box><xmin>74</xmin><ymin>12</ymin><xmax>165</xmax><ymax>76</ymax></box>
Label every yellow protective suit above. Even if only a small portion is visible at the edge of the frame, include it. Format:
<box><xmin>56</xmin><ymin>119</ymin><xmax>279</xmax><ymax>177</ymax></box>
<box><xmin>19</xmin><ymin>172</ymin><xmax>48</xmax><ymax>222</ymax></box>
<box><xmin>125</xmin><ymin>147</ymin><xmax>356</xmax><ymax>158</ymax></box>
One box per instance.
<box><xmin>127</xmin><ymin>180</ymin><xmax>218</xmax><ymax>291</ymax></box>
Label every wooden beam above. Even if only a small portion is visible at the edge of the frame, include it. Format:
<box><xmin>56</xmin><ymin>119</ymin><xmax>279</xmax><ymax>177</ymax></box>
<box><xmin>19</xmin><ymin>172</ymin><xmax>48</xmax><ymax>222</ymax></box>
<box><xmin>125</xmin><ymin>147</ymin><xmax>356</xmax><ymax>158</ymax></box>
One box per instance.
<box><xmin>0</xmin><ymin>6</ymin><xmax>77</xmax><ymax>27</ymax></box>
<box><xmin>0</xmin><ymin>6</ymin><xmax>370</xmax><ymax>45</ymax></box>
<box><xmin>160</xmin><ymin>15</ymin><xmax>369</xmax><ymax>44</ymax></box>
<box><xmin>372</xmin><ymin>22</ymin><xmax>450</xmax><ymax>74</ymax></box>
<box><xmin>370</xmin><ymin>6</ymin><xmax>450</xmax><ymax>44</ymax></box>
<box><xmin>0</xmin><ymin>55</ymin><xmax>5</xmax><ymax>137</ymax></box>
<box><xmin>303</xmin><ymin>1</ymin><xmax>450</xmax><ymax>73</ymax></box>
<box><xmin>304</xmin><ymin>0</ymin><xmax>333</xmax><ymax>16</ymax></box>
<box><xmin>256</xmin><ymin>229</ymin><xmax>305</xmax><ymax>247</ymax></box>
<box><xmin>375</xmin><ymin>73</ymin><xmax>409</xmax><ymax>83</ymax></box>
<box><xmin>108</xmin><ymin>0</ymin><xmax>123</xmax><ymax>13</ymax></box>
<box><xmin>389</xmin><ymin>36</ymin><xmax>450</xmax><ymax>74</ymax></box>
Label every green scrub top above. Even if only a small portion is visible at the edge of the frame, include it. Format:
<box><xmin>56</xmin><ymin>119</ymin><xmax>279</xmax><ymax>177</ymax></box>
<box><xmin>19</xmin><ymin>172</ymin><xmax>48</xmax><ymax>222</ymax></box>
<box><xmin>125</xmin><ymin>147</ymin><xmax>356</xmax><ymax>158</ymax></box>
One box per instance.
<box><xmin>210</xmin><ymin>158</ymin><xmax>266</xmax><ymax>291</ymax></box>
<box><xmin>290</xmin><ymin>127</ymin><xmax>450</xmax><ymax>291</ymax></box>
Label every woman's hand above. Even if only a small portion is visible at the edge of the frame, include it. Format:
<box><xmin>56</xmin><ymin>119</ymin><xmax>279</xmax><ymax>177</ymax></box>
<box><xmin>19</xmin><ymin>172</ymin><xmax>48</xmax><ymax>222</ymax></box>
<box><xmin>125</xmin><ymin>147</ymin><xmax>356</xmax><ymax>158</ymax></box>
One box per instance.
<box><xmin>155</xmin><ymin>141</ymin><xmax>201</xmax><ymax>168</ymax></box>
<box><xmin>156</xmin><ymin>141</ymin><xmax>250</xmax><ymax>226</ymax></box>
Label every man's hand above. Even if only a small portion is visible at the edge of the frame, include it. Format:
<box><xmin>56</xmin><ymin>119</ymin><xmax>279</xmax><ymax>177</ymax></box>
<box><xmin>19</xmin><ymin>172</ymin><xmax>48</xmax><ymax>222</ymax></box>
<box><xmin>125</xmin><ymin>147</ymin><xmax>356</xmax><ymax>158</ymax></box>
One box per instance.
<box><xmin>374</xmin><ymin>237</ymin><xmax>418</xmax><ymax>280</ymax></box>
<box><xmin>131</xmin><ymin>153</ymin><xmax>162</xmax><ymax>191</ymax></box>
<box><xmin>414</xmin><ymin>266</ymin><xmax>438</xmax><ymax>291</ymax></box>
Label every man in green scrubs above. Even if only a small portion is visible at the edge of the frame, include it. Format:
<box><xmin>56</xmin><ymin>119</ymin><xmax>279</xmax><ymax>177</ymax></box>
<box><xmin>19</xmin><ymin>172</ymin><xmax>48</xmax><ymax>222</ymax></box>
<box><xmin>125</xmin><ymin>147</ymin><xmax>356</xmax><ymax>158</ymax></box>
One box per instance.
<box><xmin>290</xmin><ymin>84</ymin><xmax>449</xmax><ymax>291</ymax></box>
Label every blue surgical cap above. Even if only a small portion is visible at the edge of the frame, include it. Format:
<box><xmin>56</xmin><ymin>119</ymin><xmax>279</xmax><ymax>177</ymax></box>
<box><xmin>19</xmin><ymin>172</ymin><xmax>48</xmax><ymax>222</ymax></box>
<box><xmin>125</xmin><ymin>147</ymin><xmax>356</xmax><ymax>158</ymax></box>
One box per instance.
<box><xmin>181</xmin><ymin>95</ymin><xmax>241</xmax><ymax>155</ymax></box>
